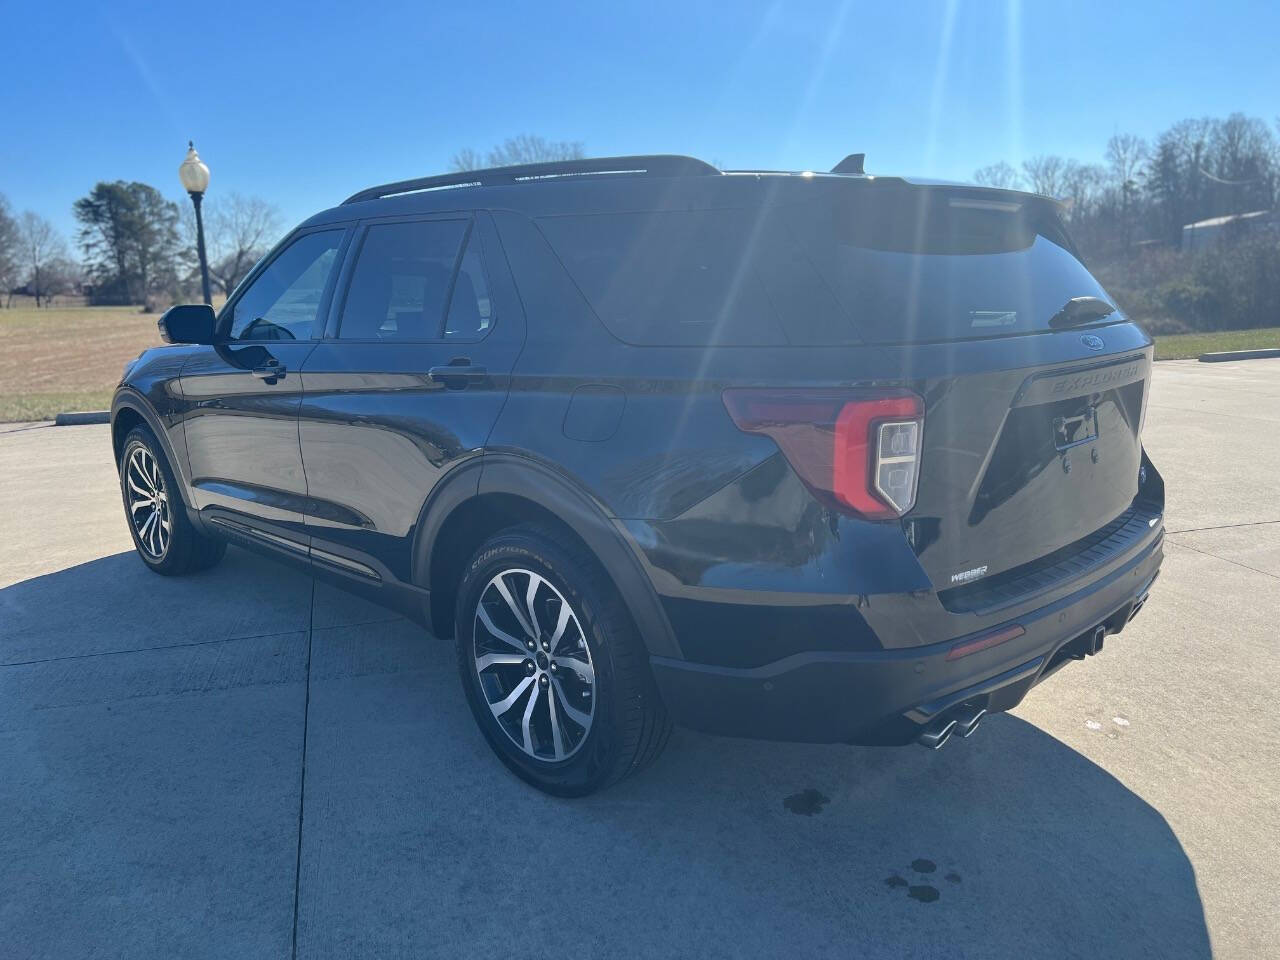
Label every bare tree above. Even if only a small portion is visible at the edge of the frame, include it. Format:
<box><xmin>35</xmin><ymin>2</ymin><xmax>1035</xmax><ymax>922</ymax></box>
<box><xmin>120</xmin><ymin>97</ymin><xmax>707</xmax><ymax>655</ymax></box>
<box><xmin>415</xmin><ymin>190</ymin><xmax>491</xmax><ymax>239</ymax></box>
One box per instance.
<box><xmin>18</xmin><ymin>212</ymin><xmax>69</xmax><ymax>307</ymax></box>
<box><xmin>450</xmin><ymin>135</ymin><xmax>586</xmax><ymax>172</ymax></box>
<box><xmin>1208</xmin><ymin>113</ymin><xmax>1277</xmax><ymax>213</ymax></box>
<box><xmin>1105</xmin><ymin>133</ymin><xmax>1149</xmax><ymax>190</ymax></box>
<box><xmin>34</xmin><ymin>256</ymin><xmax>81</xmax><ymax>305</ymax></box>
<box><xmin>0</xmin><ymin>194</ymin><xmax>19</xmax><ymax>307</ymax></box>
<box><xmin>973</xmin><ymin>162</ymin><xmax>1023</xmax><ymax>189</ymax></box>
<box><xmin>1059</xmin><ymin>161</ymin><xmax>1107</xmax><ymax>220</ymax></box>
<box><xmin>1105</xmin><ymin>134</ymin><xmax>1149</xmax><ymax>254</ymax></box>
<box><xmin>1021</xmin><ymin>155</ymin><xmax>1067</xmax><ymax>197</ymax></box>
<box><xmin>448</xmin><ymin>147</ymin><xmax>485</xmax><ymax>173</ymax></box>
<box><xmin>205</xmin><ymin>193</ymin><xmax>283</xmax><ymax>295</ymax></box>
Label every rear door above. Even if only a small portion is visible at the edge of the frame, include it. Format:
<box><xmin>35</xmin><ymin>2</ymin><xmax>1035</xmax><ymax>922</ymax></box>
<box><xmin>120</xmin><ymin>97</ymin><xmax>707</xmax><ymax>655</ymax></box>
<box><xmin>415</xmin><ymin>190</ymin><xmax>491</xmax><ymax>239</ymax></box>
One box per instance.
<box><xmin>297</xmin><ymin>211</ymin><xmax>523</xmax><ymax>584</ymax></box>
<box><xmin>180</xmin><ymin>226</ymin><xmax>349</xmax><ymax>545</ymax></box>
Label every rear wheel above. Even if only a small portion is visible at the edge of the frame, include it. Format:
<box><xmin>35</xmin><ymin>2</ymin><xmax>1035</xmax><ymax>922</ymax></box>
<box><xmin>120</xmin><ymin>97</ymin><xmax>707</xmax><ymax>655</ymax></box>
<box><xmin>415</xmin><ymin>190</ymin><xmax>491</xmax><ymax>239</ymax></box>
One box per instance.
<box><xmin>119</xmin><ymin>426</ymin><xmax>226</xmax><ymax>575</ymax></box>
<box><xmin>455</xmin><ymin>523</ymin><xmax>671</xmax><ymax>796</ymax></box>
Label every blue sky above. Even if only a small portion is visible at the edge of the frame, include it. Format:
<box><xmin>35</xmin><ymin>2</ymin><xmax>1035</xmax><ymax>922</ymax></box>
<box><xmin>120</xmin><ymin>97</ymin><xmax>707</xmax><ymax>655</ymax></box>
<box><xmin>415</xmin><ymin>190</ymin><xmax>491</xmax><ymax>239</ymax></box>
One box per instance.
<box><xmin>4</xmin><ymin>0</ymin><xmax>1277</xmax><ymax>242</ymax></box>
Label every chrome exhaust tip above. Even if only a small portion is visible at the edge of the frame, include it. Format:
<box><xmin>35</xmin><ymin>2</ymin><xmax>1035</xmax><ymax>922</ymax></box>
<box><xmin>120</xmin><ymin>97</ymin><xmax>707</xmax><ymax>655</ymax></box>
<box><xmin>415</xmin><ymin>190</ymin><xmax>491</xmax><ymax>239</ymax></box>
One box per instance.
<box><xmin>918</xmin><ymin>702</ymin><xmax>987</xmax><ymax>748</ymax></box>
<box><xmin>956</xmin><ymin>707</ymin><xmax>987</xmax><ymax>738</ymax></box>
<box><xmin>917</xmin><ymin>718</ymin><xmax>957</xmax><ymax>750</ymax></box>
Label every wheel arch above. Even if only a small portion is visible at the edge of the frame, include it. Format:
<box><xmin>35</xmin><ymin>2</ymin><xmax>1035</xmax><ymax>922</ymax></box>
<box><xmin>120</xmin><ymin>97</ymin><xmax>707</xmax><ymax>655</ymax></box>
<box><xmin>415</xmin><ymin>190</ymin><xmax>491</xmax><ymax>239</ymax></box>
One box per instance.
<box><xmin>416</xmin><ymin>455</ymin><xmax>682</xmax><ymax>659</ymax></box>
<box><xmin>110</xmin><ymin>404</ymin><xmax>148</xmax><ymax>465</ymax></box>
<box><xmin>111</xmin><ymin>391</ymin><xmax>198</xmax><ymax>517</ymax></box>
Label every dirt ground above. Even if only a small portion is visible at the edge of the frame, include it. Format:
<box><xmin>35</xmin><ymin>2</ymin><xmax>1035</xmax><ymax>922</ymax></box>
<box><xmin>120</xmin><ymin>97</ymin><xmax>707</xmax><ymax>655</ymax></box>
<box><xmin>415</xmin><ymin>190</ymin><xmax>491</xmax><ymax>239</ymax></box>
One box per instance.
<box><xmin>0</xmin><ymin>302</ymin><xmax>162</xmax><ymax>421</ymax></box>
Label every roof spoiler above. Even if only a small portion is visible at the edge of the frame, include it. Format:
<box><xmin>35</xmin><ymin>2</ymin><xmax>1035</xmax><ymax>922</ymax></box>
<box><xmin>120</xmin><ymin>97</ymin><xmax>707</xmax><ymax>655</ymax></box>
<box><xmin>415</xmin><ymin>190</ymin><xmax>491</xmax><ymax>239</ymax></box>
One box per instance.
<box><xmin>831</xmin><ymin>153</ymin><xmax>866</xmax><ymax>175</ymax></box>
<box><xmin>342</xmin><ymin>154</ymin><xmax>720</xmax><ymax>205</ymax></box>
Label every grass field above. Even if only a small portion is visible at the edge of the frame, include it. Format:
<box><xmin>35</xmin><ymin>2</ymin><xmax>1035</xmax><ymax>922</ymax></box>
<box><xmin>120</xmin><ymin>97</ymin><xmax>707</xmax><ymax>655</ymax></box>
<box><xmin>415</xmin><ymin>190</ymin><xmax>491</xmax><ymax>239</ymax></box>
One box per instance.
<box><xmin>1151</xmin><ymin>326</ymin><xmax>1280</xmax><ymax>360</ymax></box>
<box><xmin>2</xmin><ymin>304</ymin><xmax>1277</xmax><ymax>421</ymax></box>
<box><xmin>0</xmin><ymin>304</ymin><xmax>162</xmax><ymax>422</ymax></box>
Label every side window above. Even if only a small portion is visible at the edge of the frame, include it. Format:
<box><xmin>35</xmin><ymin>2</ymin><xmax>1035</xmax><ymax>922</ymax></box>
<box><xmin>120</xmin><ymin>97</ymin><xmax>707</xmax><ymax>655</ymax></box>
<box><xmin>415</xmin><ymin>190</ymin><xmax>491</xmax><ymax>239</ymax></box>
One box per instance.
<box><xmin>229</xmin><ymin>230</ymin><xmax>344</xmax><ymax>341</ymax></box>
<box><xmin>444</xmin><ymin>232</ymin><xmax>492</xmax><ymax>339</ymax></box>
<box><xmin>338</xmin><ymin>220</ymin><xmax>468</xmax><ymax>340</ymax></box>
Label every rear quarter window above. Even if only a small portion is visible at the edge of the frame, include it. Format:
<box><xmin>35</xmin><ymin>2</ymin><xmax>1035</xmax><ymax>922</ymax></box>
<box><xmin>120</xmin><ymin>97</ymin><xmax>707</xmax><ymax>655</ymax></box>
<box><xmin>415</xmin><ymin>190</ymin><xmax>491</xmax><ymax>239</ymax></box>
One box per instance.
<box><xmin>536</xmin><ymin>208</ymin><xmax>849</xmax><ymax>346</ymax></box>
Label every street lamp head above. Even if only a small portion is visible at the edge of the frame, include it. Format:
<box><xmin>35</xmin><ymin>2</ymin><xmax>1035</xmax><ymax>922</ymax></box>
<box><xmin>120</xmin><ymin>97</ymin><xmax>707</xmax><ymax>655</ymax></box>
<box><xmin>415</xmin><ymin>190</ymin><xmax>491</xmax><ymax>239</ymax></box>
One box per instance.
<box><xmin>179</xmin><ymin>140</ymin><xmax>210</xmax><ymax>195</ymax></box>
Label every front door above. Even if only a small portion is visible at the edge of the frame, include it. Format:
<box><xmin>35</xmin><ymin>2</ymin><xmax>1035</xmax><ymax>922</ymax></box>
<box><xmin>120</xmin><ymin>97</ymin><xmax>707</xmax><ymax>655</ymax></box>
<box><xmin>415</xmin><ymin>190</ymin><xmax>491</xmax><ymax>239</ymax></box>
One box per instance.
<box><xmin>298</xmin><ymin>213</ymin><xmax>524</xmax><ymax>584</ymax></box>
<box><xmin>180</xmin><ymin>226</ymin><xmax>349</xmax><ymax>546</ymax></box>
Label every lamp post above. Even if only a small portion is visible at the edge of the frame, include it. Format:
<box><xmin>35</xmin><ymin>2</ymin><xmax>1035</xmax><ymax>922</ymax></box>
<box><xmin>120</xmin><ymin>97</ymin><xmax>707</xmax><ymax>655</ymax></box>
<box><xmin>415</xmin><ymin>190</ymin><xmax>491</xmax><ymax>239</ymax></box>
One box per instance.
<box><xmin>179</xmin><ymin>141</ymin><xmax>212</xmax><ymax>305</ymax></box>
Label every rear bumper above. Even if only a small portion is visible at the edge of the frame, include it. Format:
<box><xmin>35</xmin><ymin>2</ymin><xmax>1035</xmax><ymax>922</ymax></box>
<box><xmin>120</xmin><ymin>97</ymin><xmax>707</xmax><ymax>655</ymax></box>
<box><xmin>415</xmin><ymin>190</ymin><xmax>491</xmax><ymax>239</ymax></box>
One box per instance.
<box><xmin>649</xmin><ymin>529</ymin><xmax>1162</xmax><ymax>744</ymax></box>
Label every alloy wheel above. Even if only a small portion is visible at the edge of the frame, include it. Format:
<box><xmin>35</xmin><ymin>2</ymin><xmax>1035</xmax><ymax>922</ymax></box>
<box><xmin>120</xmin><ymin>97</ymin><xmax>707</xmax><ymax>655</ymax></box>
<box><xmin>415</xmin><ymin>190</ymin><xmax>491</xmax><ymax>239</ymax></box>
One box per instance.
<box><xmin>472</xmin><ymin>568</ymin><xmax>596</xmax><ymax>762</ymax></box>
<box><xmin>124</xmin><ymin>444</ymin><xmax>171</xmax><ymax>559</ymax></box>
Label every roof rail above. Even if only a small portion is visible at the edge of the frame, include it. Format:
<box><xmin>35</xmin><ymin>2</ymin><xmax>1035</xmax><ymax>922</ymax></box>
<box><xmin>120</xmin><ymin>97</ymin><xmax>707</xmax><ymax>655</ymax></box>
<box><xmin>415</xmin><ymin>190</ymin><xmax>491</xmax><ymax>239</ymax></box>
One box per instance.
<box><xmin>342</xmin><ymin>154</ymin><xmax>720</xmax><ymax>205</ymax></box>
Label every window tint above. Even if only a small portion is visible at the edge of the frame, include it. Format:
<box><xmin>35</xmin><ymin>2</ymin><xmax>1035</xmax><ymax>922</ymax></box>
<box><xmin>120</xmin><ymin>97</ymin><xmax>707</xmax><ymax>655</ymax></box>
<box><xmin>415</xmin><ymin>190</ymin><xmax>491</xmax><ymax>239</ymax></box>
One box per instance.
<box><xmin>229</xmin><ymin>230</ymin><xmax>343</xmax><ymax>341</ymax></box>
<box><xmin>781</xmin><ymin>189</ymin><xmax>1112</xmax><ymax>343</ymax></box>
<box><xmin>539</xmin><ymin>194</ymin><xmax>1111</xmax><ymax>346</ymax></box>
<box><xmin>338</xmin><ymin>220</ymin><xmax>467</xmax><ymax>340</ymax></box>
<box><xmin>444</xmin><ymin>233</ymin><xmax>492</xmax><ymax>339</ymax></box>
<box><xmin>538</xmin><ymin>209</ymin><xmax>791</xmax><ymax>346</ymax></box>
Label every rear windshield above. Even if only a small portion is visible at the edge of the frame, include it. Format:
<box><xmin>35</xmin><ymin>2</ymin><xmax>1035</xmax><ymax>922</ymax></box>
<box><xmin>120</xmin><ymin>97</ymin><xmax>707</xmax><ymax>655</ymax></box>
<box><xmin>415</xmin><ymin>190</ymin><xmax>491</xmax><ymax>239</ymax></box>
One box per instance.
<box><xmin>537</xmin><ymin>186</ymin><xmax>1113</xmax><ymax>346</ymax></box>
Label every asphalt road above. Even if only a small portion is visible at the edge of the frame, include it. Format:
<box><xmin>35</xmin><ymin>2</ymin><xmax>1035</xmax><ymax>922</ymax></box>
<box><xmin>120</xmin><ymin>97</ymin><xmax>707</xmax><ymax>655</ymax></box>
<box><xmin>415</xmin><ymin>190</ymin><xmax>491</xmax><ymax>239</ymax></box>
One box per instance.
<box><xmin>2</xmin><ymin>359</ymin><xmax>1277</xmax><ymax>960</ymax></box>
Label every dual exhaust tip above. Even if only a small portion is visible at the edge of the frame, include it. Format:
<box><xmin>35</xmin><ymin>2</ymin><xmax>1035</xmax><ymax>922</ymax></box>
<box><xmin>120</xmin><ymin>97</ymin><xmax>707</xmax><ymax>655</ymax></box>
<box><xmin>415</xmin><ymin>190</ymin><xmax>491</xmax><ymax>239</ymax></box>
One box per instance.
<box><xmin>918</xmin><ymin>622</ymin><xmax>1114</xmax><ymax>749</ymax></box>
<box><xmin>917</xmin><ymin>703</ymin><xmax>987</xmax><ymax>750</ymax></box>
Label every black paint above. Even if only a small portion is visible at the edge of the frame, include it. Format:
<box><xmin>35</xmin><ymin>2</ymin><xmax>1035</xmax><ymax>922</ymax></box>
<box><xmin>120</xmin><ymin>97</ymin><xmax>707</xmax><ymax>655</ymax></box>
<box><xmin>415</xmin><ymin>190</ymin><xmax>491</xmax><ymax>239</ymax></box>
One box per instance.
<box><xmin>111</xmin><ymin>166</ymin><xmax>1166</xmax><ymax>756</ymax></box>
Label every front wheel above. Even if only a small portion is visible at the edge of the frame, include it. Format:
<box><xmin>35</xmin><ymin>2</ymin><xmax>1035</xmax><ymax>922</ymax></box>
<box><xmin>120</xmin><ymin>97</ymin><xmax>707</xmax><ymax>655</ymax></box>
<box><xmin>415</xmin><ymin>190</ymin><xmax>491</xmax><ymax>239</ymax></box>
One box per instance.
<box><xmin>455</xmin><ymin>523</ymin><xmax>671</xmax><ymax>796</ymax></box>
<box><xmin>119</xmin><ymin>426</ymin><xmax>226</xmax><ymax>575</ymax></box>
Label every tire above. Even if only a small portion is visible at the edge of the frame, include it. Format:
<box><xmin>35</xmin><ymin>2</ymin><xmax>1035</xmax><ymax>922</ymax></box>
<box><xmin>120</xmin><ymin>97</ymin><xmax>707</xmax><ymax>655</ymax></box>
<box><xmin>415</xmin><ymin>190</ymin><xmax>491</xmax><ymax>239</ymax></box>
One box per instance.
<box><xmin>119</xmin><ymin>425</ymin><xmax>227</xmax><ymax>576</ymax></box>
<box><xmin>455</xmin><ymin>522</ymin><xmax>672</xmax><ymax>796</ymax></box>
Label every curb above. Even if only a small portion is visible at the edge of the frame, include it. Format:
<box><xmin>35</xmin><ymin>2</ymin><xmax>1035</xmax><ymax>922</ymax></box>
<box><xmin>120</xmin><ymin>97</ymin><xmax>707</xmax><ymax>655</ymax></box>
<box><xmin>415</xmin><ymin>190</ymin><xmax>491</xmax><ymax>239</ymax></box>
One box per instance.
<box><xmin>1199</xmin><ymin>348</ymin><xmax>1280</xmax><ymax>363</ymax></box>
<box><xmin>54</xmin><ymin>411</ymin><xmax>110</xmax><ymax>426</ymax></box>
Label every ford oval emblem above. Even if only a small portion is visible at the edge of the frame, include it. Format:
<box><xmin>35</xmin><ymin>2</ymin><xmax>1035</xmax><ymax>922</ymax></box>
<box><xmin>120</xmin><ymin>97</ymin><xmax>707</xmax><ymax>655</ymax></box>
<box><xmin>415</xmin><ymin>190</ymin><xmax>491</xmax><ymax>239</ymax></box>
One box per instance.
<box><xmin>1081</xmin><ymin>334</ymin><xmax>1105</xmax><ymax>351</ymax></box>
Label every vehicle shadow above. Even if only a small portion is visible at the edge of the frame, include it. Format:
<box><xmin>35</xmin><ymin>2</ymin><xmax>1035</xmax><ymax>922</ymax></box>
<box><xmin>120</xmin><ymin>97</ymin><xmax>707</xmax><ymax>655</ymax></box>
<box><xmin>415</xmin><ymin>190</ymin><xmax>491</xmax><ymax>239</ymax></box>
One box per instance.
<box><xmin>602</xmin><ymin>719</ymin><xmax>1212</xmax><ymax>959</ymax></box>
<box><xmin>0</xmin><ymin>550</ymin><xmax>1211</xmax><ymax>960</ymax></box>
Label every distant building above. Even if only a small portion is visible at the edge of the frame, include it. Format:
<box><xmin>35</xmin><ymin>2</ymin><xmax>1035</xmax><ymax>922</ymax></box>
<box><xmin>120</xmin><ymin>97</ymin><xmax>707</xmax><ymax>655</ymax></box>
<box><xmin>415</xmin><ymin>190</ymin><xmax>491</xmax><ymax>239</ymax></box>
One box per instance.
<box><xmin>1181</xmin><ymin>209</ymin><xmax>1277</xmax><ymax>252</ymax></box>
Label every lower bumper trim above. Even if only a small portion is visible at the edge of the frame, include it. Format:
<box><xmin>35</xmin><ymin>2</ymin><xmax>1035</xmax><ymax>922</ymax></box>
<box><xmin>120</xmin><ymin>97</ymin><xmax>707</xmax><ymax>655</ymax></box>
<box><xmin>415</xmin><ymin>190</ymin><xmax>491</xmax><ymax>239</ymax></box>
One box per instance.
<box><xmin>650</xmin><ymin>543</ymin><xmax>1162</xmax><ymax>745</ymax></box>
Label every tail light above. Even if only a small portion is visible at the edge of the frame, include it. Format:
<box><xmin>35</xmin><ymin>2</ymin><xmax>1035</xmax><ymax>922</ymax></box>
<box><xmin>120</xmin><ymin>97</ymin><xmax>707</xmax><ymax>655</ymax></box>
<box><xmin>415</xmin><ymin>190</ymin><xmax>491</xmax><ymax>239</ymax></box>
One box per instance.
<box><xmin>722</xmin><ymin>389</ymin><xmax>925</xmax><ymax>520</ymax></box>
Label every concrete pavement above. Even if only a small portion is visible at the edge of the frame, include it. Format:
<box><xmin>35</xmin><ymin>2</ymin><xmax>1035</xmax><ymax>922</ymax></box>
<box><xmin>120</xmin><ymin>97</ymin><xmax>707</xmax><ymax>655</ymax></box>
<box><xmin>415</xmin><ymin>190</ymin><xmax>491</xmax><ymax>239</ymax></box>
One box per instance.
<box><xmin>1</xmin><ymin>360</ymin><xmax>1277</xmax><ymax>959</ymax></box>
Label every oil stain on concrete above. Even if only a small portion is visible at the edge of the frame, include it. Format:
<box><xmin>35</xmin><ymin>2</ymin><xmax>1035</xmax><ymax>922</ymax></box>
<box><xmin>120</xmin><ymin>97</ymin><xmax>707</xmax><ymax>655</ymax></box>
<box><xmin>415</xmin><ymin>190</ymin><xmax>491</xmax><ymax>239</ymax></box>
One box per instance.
<box><xmin>886</xmin><ymin>859</ymin><xmax>961</xmax><ymax>904</ymax></box>
<box><xmin>782</xmin><ymin>788</ymin><xmax>830</xmax><ymax>815</ymax></box>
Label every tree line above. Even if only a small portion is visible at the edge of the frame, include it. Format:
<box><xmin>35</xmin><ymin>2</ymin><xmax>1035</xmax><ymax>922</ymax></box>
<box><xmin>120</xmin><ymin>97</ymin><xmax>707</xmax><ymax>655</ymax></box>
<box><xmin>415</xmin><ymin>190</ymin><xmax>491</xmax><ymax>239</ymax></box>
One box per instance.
<box><xmin>0</xmin><ymin>185</ymin><xmax>281</xmax><ymax>309</ymax></box>
<box><xmin>2</xmin><ymin>122</ymin><xmax>1275</xmax><ymax>331</ymax></box>
<box><xmin>0</xmin><ymin>135</ymin><xmax>579</xmax><ymax>310</ymax></box>
<box><xmin>974</xmin><ymin>112</ymin><xmax>1278</xmax><ymax>259</ymax></box>
<box><xmin>974</xmin><ymin>112</ymin><xmax>1280</xmax><ymax>333</ymax></box>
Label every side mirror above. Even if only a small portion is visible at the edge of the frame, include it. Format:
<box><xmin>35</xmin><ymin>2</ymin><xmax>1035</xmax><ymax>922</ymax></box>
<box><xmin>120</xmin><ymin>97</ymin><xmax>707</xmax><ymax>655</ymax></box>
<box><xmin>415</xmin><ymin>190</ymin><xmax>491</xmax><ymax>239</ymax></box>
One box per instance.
<box><xmin>158</xmin><ymin>303</ymin><xmax>218</xmax><ymax>345</ymax></box>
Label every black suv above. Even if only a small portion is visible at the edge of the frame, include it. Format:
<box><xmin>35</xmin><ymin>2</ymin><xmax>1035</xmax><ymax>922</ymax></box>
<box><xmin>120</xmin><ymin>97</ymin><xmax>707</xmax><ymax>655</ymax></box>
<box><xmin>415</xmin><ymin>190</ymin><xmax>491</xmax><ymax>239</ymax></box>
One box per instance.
<box><xmin>112</xmin><ymin>154</ymin><xmax>1164</xmax><ymax>795</ymax></box>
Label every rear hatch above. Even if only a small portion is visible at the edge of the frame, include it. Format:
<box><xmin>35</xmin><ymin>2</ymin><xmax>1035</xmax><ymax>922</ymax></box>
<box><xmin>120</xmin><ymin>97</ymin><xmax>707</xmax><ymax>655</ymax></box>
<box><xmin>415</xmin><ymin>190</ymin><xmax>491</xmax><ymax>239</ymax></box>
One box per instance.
<box><xmin>537</xmin><ymin>175</ymin><xmax>1153</xmax><ymax>598</ymax></box>
<box><xmin>780</xmin><ymin>181</ymin><xmax>1152</xmax><ymax>593</ymax></box>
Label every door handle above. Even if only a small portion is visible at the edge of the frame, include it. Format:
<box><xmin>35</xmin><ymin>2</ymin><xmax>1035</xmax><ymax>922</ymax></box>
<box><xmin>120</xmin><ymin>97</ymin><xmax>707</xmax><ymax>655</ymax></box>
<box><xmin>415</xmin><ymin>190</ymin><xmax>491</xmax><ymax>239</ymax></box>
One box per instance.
<box><xmin>428</xmin><ymin>361</ymin><xmax>487</xmax><ymax>386</ymax></box>
<box><xmin>252</xmin><ymin>360</ymin><xmax>287</xmax><ymax>381</ymax></box>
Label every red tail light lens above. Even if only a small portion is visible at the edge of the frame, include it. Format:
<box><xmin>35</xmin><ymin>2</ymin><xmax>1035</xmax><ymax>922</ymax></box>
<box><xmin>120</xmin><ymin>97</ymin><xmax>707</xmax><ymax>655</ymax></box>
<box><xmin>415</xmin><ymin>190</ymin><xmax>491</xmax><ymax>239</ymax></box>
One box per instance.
<box><xmin>722</xmin><ymin>389</ymin><xmax>925</xmax><ymax>519</ymax></box>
